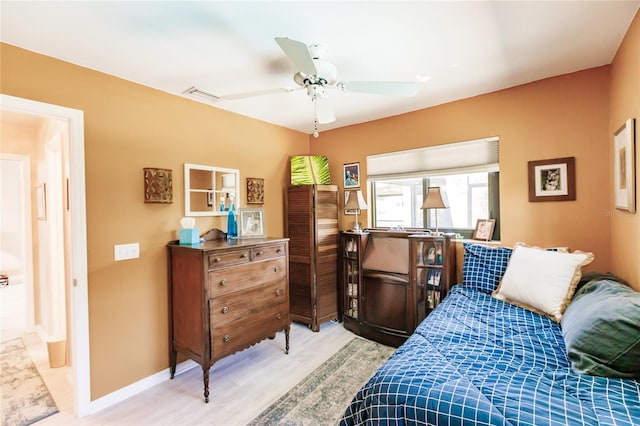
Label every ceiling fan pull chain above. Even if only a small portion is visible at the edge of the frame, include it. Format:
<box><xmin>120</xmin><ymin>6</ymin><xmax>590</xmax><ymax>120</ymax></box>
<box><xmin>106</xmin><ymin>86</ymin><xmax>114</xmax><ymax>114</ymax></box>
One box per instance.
<box><xmin>313</xmin><ymin>99</ymin><xmax>320</xmax><ymax>138</ymax></box>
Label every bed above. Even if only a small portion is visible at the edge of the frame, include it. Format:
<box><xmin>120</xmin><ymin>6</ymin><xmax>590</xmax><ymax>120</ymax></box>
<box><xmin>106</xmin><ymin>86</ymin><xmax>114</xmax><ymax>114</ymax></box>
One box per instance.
<box><xmin>340</xmin><ymin>243</ymin><xmax>640</xmax><ymax>425</ymax></box>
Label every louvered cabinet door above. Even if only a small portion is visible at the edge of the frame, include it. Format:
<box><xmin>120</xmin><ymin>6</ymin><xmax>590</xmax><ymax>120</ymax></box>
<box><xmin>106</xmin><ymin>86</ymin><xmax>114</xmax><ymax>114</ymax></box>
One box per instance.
<box><xmin>285</xmin><ymin>184</ymin><xmax>339</xmax><ymax>331</ymax></box>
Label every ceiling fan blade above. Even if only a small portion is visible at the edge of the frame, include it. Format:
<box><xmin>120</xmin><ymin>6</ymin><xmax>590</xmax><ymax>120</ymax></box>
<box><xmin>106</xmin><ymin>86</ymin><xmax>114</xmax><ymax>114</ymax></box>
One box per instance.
<box><xmin>314</xmin><ymin>97</ymin><xmax>335</xmax><ymax>124</ymax></box>
<box><xmin>275</xmin><ymin>37</ymin><xmax>318</xmax><ymax>76</ymax></box>
<box><xmin>220</xmin><ymin>87</ymin><xmax>300</xmax><ymax>100</ymax></box>
<box><xmin>338</xmin><ymin>81</ymin><xmax>419</xmax><ymax>97</ymax></box>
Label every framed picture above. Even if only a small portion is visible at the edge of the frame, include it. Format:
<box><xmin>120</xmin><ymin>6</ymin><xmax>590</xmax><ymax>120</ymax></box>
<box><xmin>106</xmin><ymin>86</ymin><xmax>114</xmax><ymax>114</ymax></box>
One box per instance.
<box><xmin>207</xmin><ymin>190</ymin><xmax>214</xmax><ymax>207</ymax></box>
<box><xmin>246</xmin><ymin>177</ymin><xmax>265</xmax><ymax>204</ymax></box>
<box><xmin>36</xmin><ymin>183</ymin><xmax>46</xmax><ymax>220</ymax></box>
<box><xmin>238</xmin><ymin>208</ymin><xmax>266</xmax><ymax>238</ymax></box>
<box><xmin>344</xmin><ymin>190</ymin><xmax>356</xmax><ymax>215</ymax></box>
<box><xmin>614</xmin><ymin>118</ymin><xmax>636</xmax><ymax>212</ymax></box>
<box><xmin>473</xmin><ymin>219</ymin><xmax>496</xmax><ymax>241</ymax></box>
<box><xmin>143</xmin><ymin>167</ymin><xmax>173</xmax><ymax>204</ymax></box>
<box><xmin>343</xmin><ymin>162</ymin><xmax>360</xmax><ymax>188</ymax></box>
<box><xmin>528</xmin><ymin>157</ymin><xmax>576</xmax><ymax>202</ymax></box>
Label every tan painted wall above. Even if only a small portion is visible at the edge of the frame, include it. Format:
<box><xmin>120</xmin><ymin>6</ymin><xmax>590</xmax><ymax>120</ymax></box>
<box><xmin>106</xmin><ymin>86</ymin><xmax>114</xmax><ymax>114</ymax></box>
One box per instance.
<box><xmin>1</xmin><ymin>43</ymin><xmax>309</xmax><ymax>399</ymax></box>
<box><xmin>1</xmin><ymin>10</ymin><xmax>638</xmax><ymax>399</ymax></box>
<box><xmin>609</xmin><ymin>11</ymin><xmax>640</xmax><ymax>288</ymax></box>
<box><xmin>315</xmin><ymin>66</ymin><xmax>612</xmax><ymax>272</ymax></box>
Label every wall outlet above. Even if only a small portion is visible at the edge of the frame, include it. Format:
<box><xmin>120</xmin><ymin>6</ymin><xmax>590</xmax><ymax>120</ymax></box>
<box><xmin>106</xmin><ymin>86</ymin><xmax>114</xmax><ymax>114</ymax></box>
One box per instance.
<box><xmin>114</xmin><ymin>243</ymin><xmax>140</xmax><ymax>261</ymax></box>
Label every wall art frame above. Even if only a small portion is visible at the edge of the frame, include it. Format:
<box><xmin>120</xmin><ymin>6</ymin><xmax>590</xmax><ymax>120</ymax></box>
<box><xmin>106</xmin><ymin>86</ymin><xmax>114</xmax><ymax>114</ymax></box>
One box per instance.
<box><xmin>472</xmin><ymin>218</ymin><xmax>496</xmax><ymax>241</ymax></box>
<box><xmin>246</xmin><ymin>177</ymin><xmax>265</xmax><ymax>204</ymax></box>
<box><xmin>238</xmin><ymin>208</ymin><xmax>266</xmax><ymax>238</ymax></box>
<box><xmin>528</xmin><ymin>157</ymin><xmax>576</xmax><ymax>202</ymax></box>
<box><xmin>143</xmin><ymin>167</ymin><xmax>173</xmax><ymax>204</ymax></box>
<box><xmin>343</xmin><ymin>162</ymin><xmax>360</xmax><ymax>188</ymax></box>
<box><xmin>614</xmin><ymin>118</ymin><xmax>636</xmax><ymax>213</ymax></box>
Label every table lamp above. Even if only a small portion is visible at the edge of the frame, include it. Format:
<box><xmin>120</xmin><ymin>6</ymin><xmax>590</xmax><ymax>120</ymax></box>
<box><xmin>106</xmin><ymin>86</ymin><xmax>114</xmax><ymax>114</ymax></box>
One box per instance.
<box><xmin>421</xmin><ymin>186</ymin><xmax>447</xmax><ymax>236</ymax></box>
<box><xmin>345</xmin><ymin>190</ymin><xmax>368</xmax><ymax>233</ymax></box>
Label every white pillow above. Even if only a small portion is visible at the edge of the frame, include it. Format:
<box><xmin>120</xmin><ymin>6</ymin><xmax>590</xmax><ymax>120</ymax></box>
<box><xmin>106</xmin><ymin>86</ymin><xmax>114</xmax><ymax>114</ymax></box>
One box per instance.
<box><xmin>493</xmin><ymin>245</ymin><xmax>594</xmax><ymax>321</ymax></box>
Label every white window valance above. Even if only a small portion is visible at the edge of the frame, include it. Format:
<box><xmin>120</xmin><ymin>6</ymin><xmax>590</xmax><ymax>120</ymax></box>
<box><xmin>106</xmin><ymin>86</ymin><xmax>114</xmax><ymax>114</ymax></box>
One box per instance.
<box><xmin>367</xmin><ymin>137</ymin><xmax>499</xmax><ymax>181</ymax></box>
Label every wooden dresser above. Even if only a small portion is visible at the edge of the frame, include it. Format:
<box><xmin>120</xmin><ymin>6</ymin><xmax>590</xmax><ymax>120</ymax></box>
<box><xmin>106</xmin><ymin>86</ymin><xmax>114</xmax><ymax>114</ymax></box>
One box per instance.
<box><xmin>167</xmin><ymin>236</ymin><xmax>290</xmax><ymax>402</ymax></box>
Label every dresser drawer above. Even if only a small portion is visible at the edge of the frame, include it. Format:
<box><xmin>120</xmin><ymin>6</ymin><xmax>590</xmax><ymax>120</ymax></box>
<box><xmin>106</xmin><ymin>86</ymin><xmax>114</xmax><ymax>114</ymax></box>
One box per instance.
<box><xmin>210</xmin><ymin>303</ymin><xmax>289</xmax><ymax>359</ymax></box>
<box><xmin>208</xmin><ymin>257</ymin><xmax>287</xmax><ymax>297</ymax></box>
<box><xmin>251</xmin><ymin>243</ymin><xmax>287</xmax><ymax>261</ymax></box>
<box><xmin>210</xmin><ymin>280</ymin><xmax>288</xmax><ymax>324</ymax></box>
<box><xmin>207</xmin><ymin>249</ymin><xmax>251</xmax><ymax>269</ymax></box>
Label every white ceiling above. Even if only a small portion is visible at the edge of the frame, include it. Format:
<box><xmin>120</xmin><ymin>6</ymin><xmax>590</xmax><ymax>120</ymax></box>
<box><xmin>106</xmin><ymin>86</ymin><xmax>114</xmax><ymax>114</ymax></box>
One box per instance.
<box><xmin>1</xmin><ymin>1</ymin><xmax>638</xmax><ymax>136</ymax></box>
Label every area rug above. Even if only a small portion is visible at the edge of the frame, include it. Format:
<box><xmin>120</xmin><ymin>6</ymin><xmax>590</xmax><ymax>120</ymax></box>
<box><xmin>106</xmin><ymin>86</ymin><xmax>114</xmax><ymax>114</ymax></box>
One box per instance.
<box><xmin>1</xmin><ymin>338</ymin><xmax>58</xmax><ymax>426</ymax></box>
<box><xmin>248</xmin><ymin>337</ymin><xmax>395</xmax><ymax>425</ymax></box>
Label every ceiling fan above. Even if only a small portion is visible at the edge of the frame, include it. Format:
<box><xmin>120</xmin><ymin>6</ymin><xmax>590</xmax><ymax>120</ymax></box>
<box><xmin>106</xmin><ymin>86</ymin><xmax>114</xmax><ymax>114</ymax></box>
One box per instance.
<box><xmin>185</xmin><ymin>37</ymin><xmax>419</xmax><ymax>137</ymax></box>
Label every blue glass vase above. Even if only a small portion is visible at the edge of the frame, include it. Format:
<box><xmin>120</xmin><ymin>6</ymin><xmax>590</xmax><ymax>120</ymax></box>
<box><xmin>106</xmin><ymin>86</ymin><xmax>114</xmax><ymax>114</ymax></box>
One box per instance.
<box><xmin>227</xmin><ymin>202</ymin><xmax>237</xmax><ymax>239</ymax></box>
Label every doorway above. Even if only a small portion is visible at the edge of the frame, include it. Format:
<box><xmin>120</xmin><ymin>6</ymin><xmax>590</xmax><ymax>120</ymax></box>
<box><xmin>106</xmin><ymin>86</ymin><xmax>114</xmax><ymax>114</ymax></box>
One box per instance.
<box><xmin>0</xmin><ymin>94</ymin><xmax>90</xmax><ymax>416</ymax></box>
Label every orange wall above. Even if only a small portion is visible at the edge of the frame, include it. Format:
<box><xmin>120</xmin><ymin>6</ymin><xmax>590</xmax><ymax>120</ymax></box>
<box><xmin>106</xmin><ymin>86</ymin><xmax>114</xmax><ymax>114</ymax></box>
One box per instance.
<box><xmin>315</xmin><ymin>67</ymin><xmax>612</xmax><ymax>272</ymax></box>
<box><xmin>1</xmin><ymin>11</ymin><xmax>638</xmax><ymax>399</ymax></box>
<box><xmin>609</xmin><ymin>11</ymin><xmax>640</xmax><ymax>288</ymax></box>
<box><xmin>1</xmin><ymin>43</ymin><xmax>309</xmax><ymax>399</ymax></box>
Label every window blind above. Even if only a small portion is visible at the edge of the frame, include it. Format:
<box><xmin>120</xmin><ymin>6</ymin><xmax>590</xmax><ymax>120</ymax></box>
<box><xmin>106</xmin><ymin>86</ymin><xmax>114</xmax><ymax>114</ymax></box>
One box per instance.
<box><xmin>367</xmin><ymin>137</ymin><xmax>499</xmax><ymax>181</ymax></box>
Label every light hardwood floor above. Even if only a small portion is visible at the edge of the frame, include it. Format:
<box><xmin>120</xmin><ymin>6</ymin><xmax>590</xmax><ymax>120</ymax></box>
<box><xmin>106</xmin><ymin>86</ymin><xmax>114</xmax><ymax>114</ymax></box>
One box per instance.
<box><xmin>32</xmin><ymin>319</ymin><xmax>355</xmax><ymax>425</ymax></box>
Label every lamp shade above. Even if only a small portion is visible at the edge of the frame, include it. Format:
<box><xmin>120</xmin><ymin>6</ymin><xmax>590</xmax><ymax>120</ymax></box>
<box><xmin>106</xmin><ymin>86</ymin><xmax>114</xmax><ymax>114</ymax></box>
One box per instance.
<box><xmin>421</xmin><ymin>187</ymin><xmax>446</xmax><ymax>209</ymax></box>
<box><xmin>345</xmin><ymin>190</ymin><xmax>368</xmax><ymax>210</ymax></box>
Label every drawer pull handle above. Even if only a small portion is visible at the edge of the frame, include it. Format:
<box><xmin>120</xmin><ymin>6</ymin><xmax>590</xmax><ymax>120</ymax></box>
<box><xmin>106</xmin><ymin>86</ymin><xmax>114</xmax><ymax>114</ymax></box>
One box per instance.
<box><xmin>256</xmin><ymin>251</ymin><xmax>263</xmax><ymax>256</ymax></box>
<box><xmin>221</xmin><ymin>306</ymin><xmax>229</xmax><ymax>314</ymax></box>
<box><xmin>240</xmin><ymin>253</ymin><xmax>247</xmax><ymax>258</ymax></box>
<box><xmin>220</xmin><ymin>279</ymin><xmax>227</xmax><ymax>286</ymax></box>
<box><xmin>223</xmin><ymin>335</ymin><xmax>230</xmax><ymax>342</ymax></box>
<box><xmin>214</xmin><ymin>257</ymin><xmax>221</xmax><ymax>263</ymax></box>
<box><xmin>276</xmin><ymin>313</ymin><xmax>282</xmax><ymax>320</ymax></box>
<box><xmin>273</xmin><ymin>266</ymin><xmax>279</xmax><ymax>272</ymax></box>
<box><xmin>276</xmin><ymin>248</ymin><xmax>282</xmax><ymax>253</ymax></box>
<box><xmin>275</xmin><ymin>289</ymin><xmax>281</xmax><ymax>296</ymax></box>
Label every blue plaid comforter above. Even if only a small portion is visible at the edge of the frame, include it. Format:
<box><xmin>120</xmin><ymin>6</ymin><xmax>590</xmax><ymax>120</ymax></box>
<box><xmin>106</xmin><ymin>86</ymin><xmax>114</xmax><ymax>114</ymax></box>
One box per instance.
<box><xmin>340</xmin><ymin>285</ymin><xmax>640</xmax><ymax>425</ymax></box>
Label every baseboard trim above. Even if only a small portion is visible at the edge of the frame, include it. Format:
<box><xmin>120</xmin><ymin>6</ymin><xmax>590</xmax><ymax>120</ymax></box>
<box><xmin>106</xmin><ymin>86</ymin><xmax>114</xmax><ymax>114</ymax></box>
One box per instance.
<box><xmin>87</xmin><ymin>359</ymin><xmax>199</xmax><ymax>415</ymax></box>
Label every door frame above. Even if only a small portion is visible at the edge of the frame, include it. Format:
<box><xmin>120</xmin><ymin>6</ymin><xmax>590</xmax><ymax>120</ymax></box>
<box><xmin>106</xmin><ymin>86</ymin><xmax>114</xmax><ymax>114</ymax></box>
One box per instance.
<box><xmin>1</xmin><ymin>94</ymin><xmax>91</xmax><ymax>416</ymax></box>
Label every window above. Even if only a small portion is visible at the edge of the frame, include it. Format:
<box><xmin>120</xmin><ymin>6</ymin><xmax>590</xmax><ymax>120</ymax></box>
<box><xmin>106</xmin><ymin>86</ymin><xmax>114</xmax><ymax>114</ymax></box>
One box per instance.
<box><xmin>367</xmin><ymin>137</ymin><xmax>500</xmax><ymax>239</ymax></box>
<box><xmin>371</xmin><ymin>172</ymin><xmax>500</xmax><ymax>239</ymax></box>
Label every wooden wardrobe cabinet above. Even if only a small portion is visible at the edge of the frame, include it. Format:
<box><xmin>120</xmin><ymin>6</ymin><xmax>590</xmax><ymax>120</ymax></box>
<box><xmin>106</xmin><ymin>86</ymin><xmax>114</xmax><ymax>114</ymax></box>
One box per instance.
<box><xmin>167</xmin><ymin>237</ymin><xmax>290</xmax><ymax>402</ymax></box>
<box><xmin>285</xmin><ymin>184</ymin><xmax>339</xmax><ymax>331</ymax></box>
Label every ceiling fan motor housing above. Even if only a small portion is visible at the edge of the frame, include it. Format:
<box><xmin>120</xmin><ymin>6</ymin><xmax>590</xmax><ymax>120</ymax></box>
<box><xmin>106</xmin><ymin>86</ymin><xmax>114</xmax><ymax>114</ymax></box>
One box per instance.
<box><xmin>293</xmin><ymin>58</ymin><xmax>338</xmax><ymax>87</ymax></box>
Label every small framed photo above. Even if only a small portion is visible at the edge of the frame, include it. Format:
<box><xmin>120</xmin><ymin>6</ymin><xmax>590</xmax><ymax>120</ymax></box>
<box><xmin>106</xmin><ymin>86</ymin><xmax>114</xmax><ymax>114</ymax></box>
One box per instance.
<box><xmin>528</xmin><ymin>157</ymin><xmax>576</xmax><ymax>202</ymax></box>
<box><xmin>207</xmin><ymin>190</ymin><xmax>214</xmax><ymax>207</ymax></box>
<box><xmin>343</xmin><ymin>162</ymin><xmax>360</xmax><ymax>188</ymax></box>
<box><xmin>246</xmin><ymin>177</ymin><xmax>265</xmax><ymax>204</ymax></box>
<box><xmin>614</xmin><ymin>118</ymin><xmax>636</xmax><ymax>212</ymax></box>
<box><xmin>473</xmin><ymin>219</ymin><xmax>496</xmax><ymax>241</ymax></box>
<box><xmin>238</xmin><ymin>208</ymin><xmax>266</xmax><ymax>238</ymax></box>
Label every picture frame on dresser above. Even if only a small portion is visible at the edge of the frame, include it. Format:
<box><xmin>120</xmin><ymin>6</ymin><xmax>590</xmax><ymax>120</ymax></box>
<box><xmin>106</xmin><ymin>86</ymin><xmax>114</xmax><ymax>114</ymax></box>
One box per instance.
<box><xmin>473</xmin><ymin>219</ymin><xmax>496</xmax><ymax>241</ymax></box>
<box><xmin>238</xmin><ymin>208</ymin><xmax>266</xmax><ymax>238</ymax></box>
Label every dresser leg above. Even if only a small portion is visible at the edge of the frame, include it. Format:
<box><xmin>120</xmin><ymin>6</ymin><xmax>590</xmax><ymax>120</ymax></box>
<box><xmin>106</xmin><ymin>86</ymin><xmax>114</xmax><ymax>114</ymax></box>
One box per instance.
<box><xmin>284</xmin><ymin>325</ymin><xmax>290</xmax><ymax>354</ymax></box>
<box><xmin>169</xmin><ymin>348</ymin><xmax>177</xmax><ymax>379</ymax></box>
<box><xmin>202</xmin><ymin>366</ymin><xmax>210</xmax><ymax>403</ymax></box>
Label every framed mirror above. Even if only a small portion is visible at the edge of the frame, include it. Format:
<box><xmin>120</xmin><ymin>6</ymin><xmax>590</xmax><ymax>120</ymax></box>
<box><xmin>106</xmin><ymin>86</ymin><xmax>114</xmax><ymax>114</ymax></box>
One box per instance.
<box><xmin>184</xmin><ymin>163</ymin><xmax>240</xmax><ymax>217</ymax></box>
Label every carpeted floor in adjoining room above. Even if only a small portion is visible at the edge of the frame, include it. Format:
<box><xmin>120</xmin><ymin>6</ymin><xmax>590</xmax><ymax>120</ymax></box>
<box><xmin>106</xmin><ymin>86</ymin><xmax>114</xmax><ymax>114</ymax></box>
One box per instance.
<box><xmin>1</xmin><ymin>338</ymin><xmax>58</xmax><ymax>426</ymax></box>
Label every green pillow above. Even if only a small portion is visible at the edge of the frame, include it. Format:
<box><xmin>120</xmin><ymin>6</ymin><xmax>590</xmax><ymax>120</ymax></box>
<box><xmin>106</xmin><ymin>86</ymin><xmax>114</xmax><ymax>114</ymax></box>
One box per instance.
<box><xmin>561</xmin><ymin>278</ymin><xmax>640</xmax><ymax>378</ymax></box>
